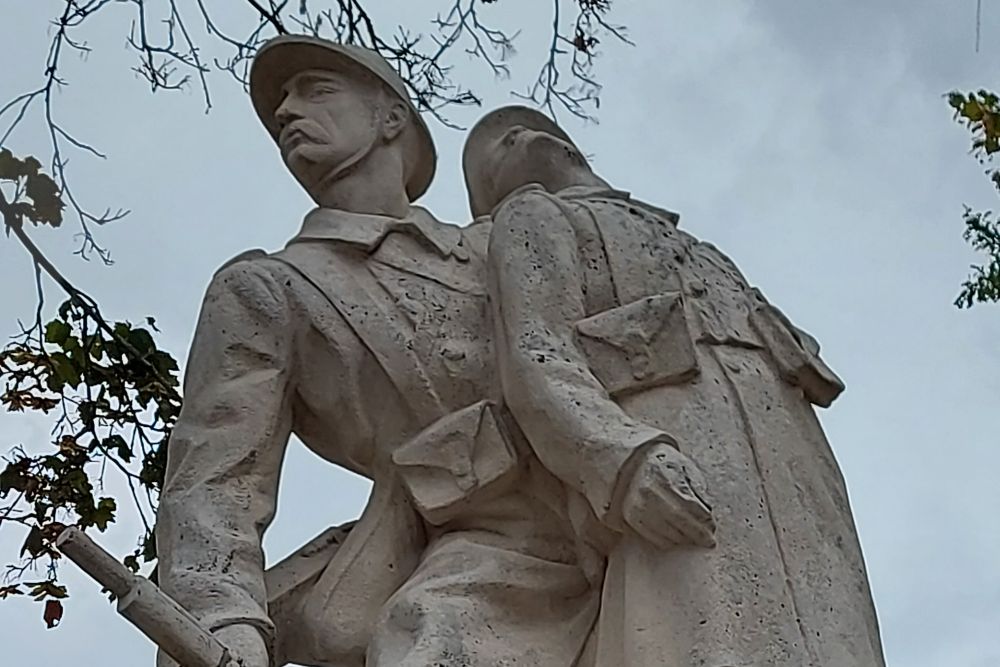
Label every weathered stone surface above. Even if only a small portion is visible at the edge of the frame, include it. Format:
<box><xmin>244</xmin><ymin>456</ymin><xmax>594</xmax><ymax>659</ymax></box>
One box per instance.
<box><xmin>157</xmin><ymin>39</ymin><xmax>595</xmax><ymax>667</ymax></box>
<box><xmin>155</xmin><ymin>38</ymin><xmax>884</xmax><ymax>665</ymax></box>
<box><xmin>472</xmin><ymin>104</ymin><xmax>885</xmax><ymax>666</ymax></box>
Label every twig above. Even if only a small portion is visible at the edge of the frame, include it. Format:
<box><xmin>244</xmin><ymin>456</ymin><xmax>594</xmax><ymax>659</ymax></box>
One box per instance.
<box><xmin>0</xmin><ymin>189</ymin><xmax>178</xmax><ymax>397</ymax></box>
<box><xmin>976</xmin><ymin>0</ymin><xmax>982</xmax><ymax>53</ymax></box>
<box><xmin>245</xmin><ymin>0</ymin><xmax>287</xmax><ymax>34</ymax></box>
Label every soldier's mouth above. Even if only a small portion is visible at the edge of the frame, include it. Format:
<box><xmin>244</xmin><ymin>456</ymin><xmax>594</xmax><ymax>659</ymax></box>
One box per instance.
<box><xmin>281</xmin><ymin>129</ymin><xmax>313</xmax><ymax>150</ymax></box>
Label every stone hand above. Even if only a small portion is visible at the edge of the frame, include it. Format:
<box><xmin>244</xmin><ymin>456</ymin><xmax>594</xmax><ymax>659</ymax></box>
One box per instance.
<box><xmin>155</xmin><ymin>624</ymin><xmax>268</xmax><ymax>667</ymax></box>
<box><xmin>621</xmin><ymin>443</ymin><xmax>716</xmax><ymax>550</ymax></box>
<box><xmin>214</xmin><ymin>624</ymin><xmax>270</xmax><ymax>667</ymax></box>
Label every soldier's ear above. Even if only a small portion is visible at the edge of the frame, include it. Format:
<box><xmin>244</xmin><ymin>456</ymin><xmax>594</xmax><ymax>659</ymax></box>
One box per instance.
<box><xmin>381</xmin><ymin>99</ymin><xmax>410</xmax><ymax>142</ymax></box>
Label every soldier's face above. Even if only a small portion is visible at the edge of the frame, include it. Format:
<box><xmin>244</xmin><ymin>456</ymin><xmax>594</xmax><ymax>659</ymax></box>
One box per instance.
<box><xmin>273</xmin><ymin>69</ymin><xmax>379</xmax><ymax>187</ymax></box>
<box><xmin>485</xmin><ymin>125</ymin><xmax>586</xmax><ymax>207</ymax></box>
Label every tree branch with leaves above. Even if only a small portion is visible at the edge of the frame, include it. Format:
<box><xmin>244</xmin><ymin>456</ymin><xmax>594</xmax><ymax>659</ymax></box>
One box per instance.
<box><xmin>948</xmin><ymin>90</ymin><xmax>1000</xmax><ymax>308</ymax></box>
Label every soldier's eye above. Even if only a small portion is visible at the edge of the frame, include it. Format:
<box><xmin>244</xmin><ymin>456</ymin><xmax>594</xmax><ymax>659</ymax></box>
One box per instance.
<box><xmin>308</xmin><ymin>84</ymin><xmax>339</xmax><ymax>99</ymax></box>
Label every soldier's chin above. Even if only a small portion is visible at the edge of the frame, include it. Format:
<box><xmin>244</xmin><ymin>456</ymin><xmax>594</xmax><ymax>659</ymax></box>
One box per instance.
<box><xmin>502</xmin><ymin>157</ymin><xmax>561</xmax><ymax>195</ymax></box>
<box><xmin>282</xmin><ymin>142</ymin><xmax>318</xmax><ymax>168</ymax></box>
<box><xmin>283</xmin><ymin>146</ymin><xmax>325</xmax><ymax>176</ymax></box>
<box><xmin>519</xmin><ymin>134</ymin><xmax>580</xmax><ymax>171</ymax></box>
<box><xmin>522</xmin><ymin>131</ymin><xmax>572</xmax><ymax>155</ymax></box>
<box><xmin>283</xmin><ymin>158</ymin><xmax>331</xmax><ymax>199</ymax></box>
<box><xmin>491</xmin><ymin>167</ymin><xmax>545</xmax><ymax>204</ymax></box>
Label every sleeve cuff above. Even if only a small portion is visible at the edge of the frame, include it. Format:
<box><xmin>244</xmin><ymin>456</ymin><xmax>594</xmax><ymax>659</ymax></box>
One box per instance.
<box><xmin>207</xmin><ymin>615</ymin><xmax>277</xmax><ymax>667</ymax></box>
<box><xmin>590</xmin><ymin>426</ymin><xmax>677</xmax><ymax>531</ymax></box>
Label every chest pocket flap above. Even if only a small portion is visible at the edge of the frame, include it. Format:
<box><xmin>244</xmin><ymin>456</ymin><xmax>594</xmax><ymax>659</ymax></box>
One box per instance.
<box><xmin>392</xmin><ymin>400</ymin><xmax>518</xmax><ymax>525</ymax></box>
<box><xmin>575</xmin><ymin>292</ymin><xmax>700</xmax><ymax>398</ymax></box>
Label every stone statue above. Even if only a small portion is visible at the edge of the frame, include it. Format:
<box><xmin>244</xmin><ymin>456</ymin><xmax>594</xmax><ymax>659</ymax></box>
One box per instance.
<box><xmin>157</xmin><ymin>38</ymin><xmax>600</xmax><ymax>667</ymax></box>
<box><xmin>152</xmin><ymin>33</ymin><xmax>883</xmax><ymax>666</ymax></box>
<box><xmin>467</xmin><ymin>105</ymin><xmax>886</xmax><ymax>666</ymax></box>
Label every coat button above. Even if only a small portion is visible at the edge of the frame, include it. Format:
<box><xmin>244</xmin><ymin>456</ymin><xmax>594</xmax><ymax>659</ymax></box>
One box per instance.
<box><xmin>439</xmin><ymin>341</ymin><xmax>469</xmax><ymax>375</ymax></box>
<box><xmin>452</xmin><ymin>243</ymin><xmax>470</xmax><ymax>262</ymax></box>
<box><xmin>441</xmin><ymin>343</ymin><xmax>466</xmax><ymax>361</ymax></box>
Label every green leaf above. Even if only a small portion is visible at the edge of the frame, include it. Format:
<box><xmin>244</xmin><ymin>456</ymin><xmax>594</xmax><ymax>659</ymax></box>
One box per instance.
<box><xmin>150</xmin><ymin>350</ymin><xmax>180</xmax><ymax>379</ymax></box>
<box><xmin>64</xmin><ymin>469</ymin><xmax>91</xmax><ymax>495</ymax></box>
<box><xmin>62</xmin><ymin>335</ymin><xmax>80</xmax><ymax>354</ymax></box>
<box><xmin>84</xmin><ymin>334</ymin><xmax>103</xmax><ymax>361</ymax></box>
<box><xmin>30</xmin><ymin>199</ymin><xmax>64</xmax><ymax>227</ymax></box>
<box><xmin>20</xmin><ymin>526</ymin><xmax>44</xmax><ymax>558</ymax></box>
<box><xmin>0</xmin><ymin>585</ymin><xmax>24</xmax><ymax>599</ymax></box>
<box><xmin>141</xmin><ymin>533</ymin><xmax>157</xmax><ymax>561</ymax></box>
<box><xmin>0</xmin><ymin>149</ymin><xmax>21</xmax><ymax>180</ymax></box>
<box><xmin>127</xmin><ymin>328</ymin><xmax>155</xmax><ymax>356</ymax></box>
<box><xmin>106</xmin><ymin>435</ymin><xmax>132</xmax><ymax>463</ymax></box>
<box><xmin>27</xmin><ymin>581</ymin><xmax>68</xmax><ymax>601</ymax></box>
<box><xmin>57</xmin><ymin>300</ymin><xmax>73</xmax><ymax>321</ymax></box>
<box><xmin>0</xmin><ymin>462</ymin><xmax>29</xmax><ymax>496</ymax></box>
<box><xmin>986</xmin><ymin>135</ymin><xmax>1000</xmax><ymax>155</ymax></box>
<box><xmin>962</xmin><ymin>100</ymin><xmax>985</xmax><ymax>122</ymax></box>
<box><xmin>48</xmin><ymin>352</ymin><xmax>81</xmax><ymax>389</ymax></box>
<box><xmin>44</xmin><ymin>320</ymin><xmax>71</xmax><ymax>346</ymax></box>
<box><xmin>24</xmin><ymin>172</ymin><xmax>64</xmax><ymax>227</ymax></box>
<box><xmin>91</xmin><ymin>497</ymin><xmax>116</xmax><ymax>531</ymax></box>
<box><xmin>22</xmin><ymin>156</ymin><xmax>41</xmax><ymax>176</ymax></box>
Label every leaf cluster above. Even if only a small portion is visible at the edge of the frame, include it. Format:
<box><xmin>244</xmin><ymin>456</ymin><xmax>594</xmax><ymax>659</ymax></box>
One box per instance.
<box><xmin>948</xmin><ymin>90</ymin><xmax>1000</xmax><ymax>307</ymax></box>
<box><xmin>0</xmin><ymin>149</ymin><xmax>64</xmax><ymax>228</ymax></box>
<box><xmin>0</xmin><ymin>299</ymin><xmax>180</xmax><ymax>625</ymax></box>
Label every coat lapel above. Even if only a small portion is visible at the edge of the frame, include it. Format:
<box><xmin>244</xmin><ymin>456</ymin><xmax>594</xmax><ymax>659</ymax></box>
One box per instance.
<box><xmin>371</xmin><ymin>231</ymin><xmax>485</xmax><ymax>297</ymax></box>
<box><xmin>273</xmin><ymin>242</ymin><xmax>447</xmax><ymax>423</ymax></box>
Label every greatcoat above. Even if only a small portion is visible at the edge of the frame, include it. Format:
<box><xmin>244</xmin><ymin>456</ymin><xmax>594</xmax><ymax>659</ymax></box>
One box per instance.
<box><xmin>157</xmin><ymin>206</ymin><xmax>598</xmax><ymax>667</ymax></box>
<box><xmin>488</xmin><ymin>184</ymin><xmax>886</xmax><ymax>667</ymax></box>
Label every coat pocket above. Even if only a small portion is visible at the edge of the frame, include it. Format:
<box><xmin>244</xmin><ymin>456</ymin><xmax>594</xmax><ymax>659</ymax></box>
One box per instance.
<box><xmin>574</xmin><ymin>292</ymin><xmax>700</xmax><ymax>397</ymax></box>
<box><xmin>392</xmin><ymin>400</ymin><xmax>518</xmax><ymax>525</ymax></box>
<box><xmin>749</xmin><ymin>299</ymin><xmax>845</xmax><ymax>408</ymax></box>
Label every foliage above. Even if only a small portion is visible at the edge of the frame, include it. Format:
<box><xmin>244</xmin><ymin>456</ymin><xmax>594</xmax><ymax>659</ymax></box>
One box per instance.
<box><xmin>1</xmin><ymin>153</ymin><xmax>180</xmax><ymax>626</ymax></box>
<box><xmin>948</xmin><ymin>90</ymin><xmax>1000</xmax><ymax>307</ymax></box>
<box><xmin>954</xmin><ymin>206</ymin><xmax>1000</xmax><ymax>308</ymax></box>
<box><xmin>0</xmin><ymin>151</ymin><xmax>64</xmax><ymax>228</ymax></box>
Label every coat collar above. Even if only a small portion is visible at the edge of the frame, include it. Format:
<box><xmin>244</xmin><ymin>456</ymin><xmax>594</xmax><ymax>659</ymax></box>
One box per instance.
<box><xmin>491</xmin><ymin>183</ymin><xmax>680</xmax><ymax>228</ymax></box>
<box><xmin>289</xmin><ymin>205</ymin><xmax>463</xmax><ymax>258</ymax></box>
<box><xmin>557</xmin><ymin>185</ymin><xmax>681</xmax><ymax>226</ymax></box>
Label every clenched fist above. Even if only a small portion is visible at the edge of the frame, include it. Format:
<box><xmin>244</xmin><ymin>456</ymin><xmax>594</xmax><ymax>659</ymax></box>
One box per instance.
<box><xmin>156</xmin><ymin>623</ymin><xmax>269</xmax><ymax>667</ymax></box>
<box><xmin>621</xmin><ymin>442</ymin><xmax>716</xmax><ymax>550</ymax></box>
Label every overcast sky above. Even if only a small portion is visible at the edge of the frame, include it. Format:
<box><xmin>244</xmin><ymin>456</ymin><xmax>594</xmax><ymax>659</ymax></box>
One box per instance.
<box><xmin>2</xmin><ymin>1</ymin><xmax>999</xmax><ymax>665</ymax></box>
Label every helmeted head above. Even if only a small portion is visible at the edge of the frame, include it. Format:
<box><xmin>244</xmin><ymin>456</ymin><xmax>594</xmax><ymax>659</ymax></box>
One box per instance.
<box><xmin>250</xmin><ymin>35</ymin><xmax>436</xmax><ymax>202</ymax></box>
<box><xmin>462</xmin><ymin>105</ymin><xmax>593</xmax><ymax>217</ymax></box>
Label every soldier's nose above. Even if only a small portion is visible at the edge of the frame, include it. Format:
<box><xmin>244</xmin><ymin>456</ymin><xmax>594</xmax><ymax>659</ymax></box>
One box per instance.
<box><xmin>274</xmin><ymin>96</ymin><xmax>300</xmax><ymax>130</ymax></box>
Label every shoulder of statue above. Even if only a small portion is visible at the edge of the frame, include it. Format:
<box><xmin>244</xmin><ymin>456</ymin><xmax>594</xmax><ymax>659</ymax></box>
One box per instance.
<box><xmin>493</xmin><ymin>185</ymin><xmax>572</xmax><ymax>223</ymax></box>
<box><xmin>201</xmin><ymin>248</ymin><xmax>302</xmax><ymax>329</ymax></box>
<box><xmin>209</xmin><ymin>247</ymin><xmax>301</xmax><ymax>300</ymax></box>
<box><xmin>213</xmin><ymin>248</ymin><xmax>270</xmax><ymax>275</ymax></box>
<box><xmin>619</xmin><ymin>196</ymin><xmax>681</xmax><ymax>227</ymax></box>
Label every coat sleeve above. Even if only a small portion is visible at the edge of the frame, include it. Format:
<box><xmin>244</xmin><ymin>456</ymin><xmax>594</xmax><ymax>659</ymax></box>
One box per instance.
<box><xmin>487</xmin><ymin>191</ymin><xmax>672</xmax><ymax>526</ymax></box>
<box><xmin>156</xmin><ymin>257</ymin><xmax>295</xmax><ymax>648</ymax></box>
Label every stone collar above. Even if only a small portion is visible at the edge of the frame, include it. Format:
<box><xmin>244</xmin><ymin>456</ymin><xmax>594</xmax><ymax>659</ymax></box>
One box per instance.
<box><xmin>290</xmin><ymin>205</ymin><xmax>463</xmax><ymax>258</ymax></box>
